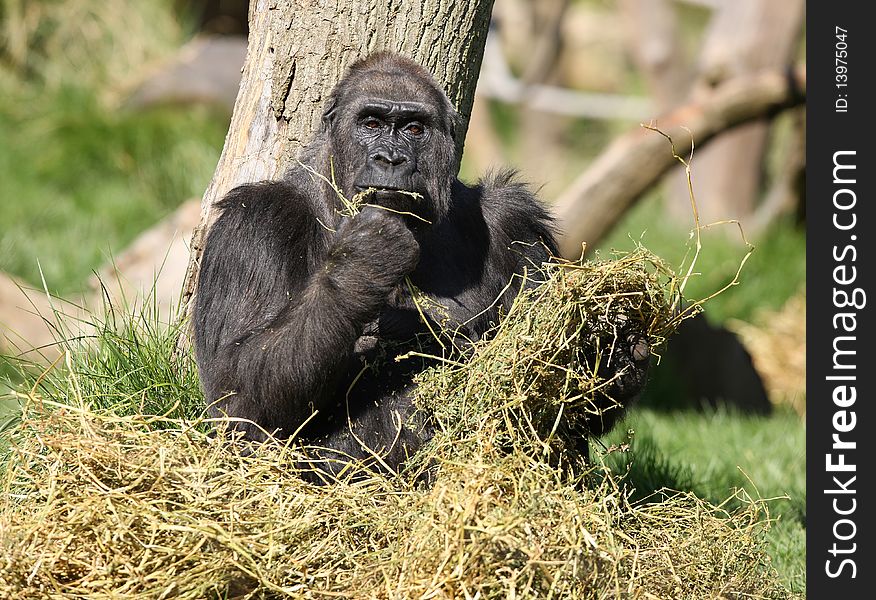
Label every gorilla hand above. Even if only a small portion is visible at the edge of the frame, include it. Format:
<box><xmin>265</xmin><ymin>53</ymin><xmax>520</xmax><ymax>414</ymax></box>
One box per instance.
<box><xmin>606</xmin><ymin>330</ymin><xmax>650</xmax><ymax>402</ymax></box>
<box><xmin>326</xmin><ymin>206</ymin><xmax>420</xmax><ymax>320</ymax></box>
<box><xmin>583</xmin><ymin>328</ymin><xmax>651</xmax><ymax>437</ymax></box>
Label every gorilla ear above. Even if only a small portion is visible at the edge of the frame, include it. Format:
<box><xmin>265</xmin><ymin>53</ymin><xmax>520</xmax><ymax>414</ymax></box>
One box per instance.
<box><xmin>321</xmin><ymin>96</ymin><xmax>339</xmax><ymax>129</ymax></box>
<box><xmin>444</xmin><ymin>102</ymin><xmax>462</xmax><ymax>143</ymax></box>
<box><xmin>449</xmin><ymin>112</ymin><xmax>461</xmax><ymax>143</ymax></box>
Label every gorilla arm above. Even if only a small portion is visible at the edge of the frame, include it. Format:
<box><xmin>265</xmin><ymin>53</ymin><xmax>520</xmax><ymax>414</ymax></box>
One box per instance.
<box><xmin>194</xmin><ymin>182</ymin><xmax>419</xmax><ymax>441</ymax></box>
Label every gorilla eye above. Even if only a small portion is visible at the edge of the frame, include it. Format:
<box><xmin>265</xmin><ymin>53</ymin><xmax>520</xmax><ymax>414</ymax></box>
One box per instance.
<box><xmin>363</xmin><ymin>118</ymin><xmax>381</xmax><ymax>129</ymax></box>
<box><xmin>405</xmin><ymin>123</ymin><xmax>425</xmax><ymax>136</ymax></box>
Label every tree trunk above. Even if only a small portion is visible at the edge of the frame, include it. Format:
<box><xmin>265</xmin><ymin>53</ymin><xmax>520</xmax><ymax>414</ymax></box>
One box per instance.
<box><xmin>618</xmin><ymin>0</ymin><xmax>689</xmax><ymax>112</ymax></box>
<box><xmin>178</xmin><ymin>0</ymin><xmax>495</xmax><ymax>321</ymax></box>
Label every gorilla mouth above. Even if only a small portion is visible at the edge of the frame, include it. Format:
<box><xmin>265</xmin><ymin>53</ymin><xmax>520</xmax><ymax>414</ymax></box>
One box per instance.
<box><xmin>354</xmin><ymin>185</ymin><xmax>423</xmax><ymax>200</ymax></box>
<box><xmin>356</xmin><ymin>184</ymin><xmax>409</xmax><ymax>192</ymax></box>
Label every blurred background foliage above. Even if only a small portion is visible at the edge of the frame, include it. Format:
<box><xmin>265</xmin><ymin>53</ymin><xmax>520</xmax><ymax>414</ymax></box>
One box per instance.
<box><xmin>0</xmin><ymin>0</ymin><xmax>805</xmax><ymax>592</ymax></box>
<box><xmin>0</xmin><ymin>0</ymin><xmax>227</xmax><ymax>293</ymax></box>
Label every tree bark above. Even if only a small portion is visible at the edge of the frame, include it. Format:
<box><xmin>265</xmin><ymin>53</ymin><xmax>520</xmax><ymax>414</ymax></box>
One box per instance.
<box><xmin>553</xmin><ymin>67</ymin><xmax>806</xmax><ymax>259</ymax></box>
<box><xmin>178</xmin><ymin>0</ymin><xmax>495</xmax><ymax>321</ymax></box>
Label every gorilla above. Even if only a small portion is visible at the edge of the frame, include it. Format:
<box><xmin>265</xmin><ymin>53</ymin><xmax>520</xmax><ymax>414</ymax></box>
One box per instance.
<box><xmin>193</xmin><ymin>52</ymin><xmax>648</xmax><ymax>476</ymax></box>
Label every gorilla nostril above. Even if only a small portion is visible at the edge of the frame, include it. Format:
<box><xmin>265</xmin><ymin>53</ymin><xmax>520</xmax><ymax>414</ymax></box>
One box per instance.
<box><xmin>371</xmin><ymin>151</ymin><xmax>406</xmax><ymax>167</ymax></box>
<box><xmin>371</xmin><ymin>152</ymin><xmax>390</xmax><ymax>166</ymax></box>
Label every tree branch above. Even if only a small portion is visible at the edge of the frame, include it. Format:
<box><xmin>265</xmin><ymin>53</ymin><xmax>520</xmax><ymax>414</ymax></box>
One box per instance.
<box><xmin>553</xmin><ymin>66</ymin><xmax>806</xmax><ymax>259</ymax></box>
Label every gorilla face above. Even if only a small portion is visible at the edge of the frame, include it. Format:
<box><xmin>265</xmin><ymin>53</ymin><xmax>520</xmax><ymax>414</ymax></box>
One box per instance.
<box><xmin>319</xmin><ymin>54</ymin><xmax>460</xmax><ymax>223</ymax></box>
<box><xmin>352</xmin><ymin>98</ymin><xmax>433</xmax><ymax>201</ymax></box>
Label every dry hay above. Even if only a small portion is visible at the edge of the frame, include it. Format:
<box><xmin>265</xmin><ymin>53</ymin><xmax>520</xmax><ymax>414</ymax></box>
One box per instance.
<box><xmin>409</xmin><ymin>249</ymin><xmax>681</xmax><ymax>468</ymax></box>
<box><xmin>0</xmin><ymin>250</ymin><xmax>793</xmax><ymax>599</ymax></box>
<box><xmin>729</xmin><ymin>291</ymin><xmax>806</xmax><ymax>416</ymax></box>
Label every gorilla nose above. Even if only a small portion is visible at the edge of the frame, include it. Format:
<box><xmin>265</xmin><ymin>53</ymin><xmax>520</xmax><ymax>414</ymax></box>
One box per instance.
<box><xmin>371</xmin><ymin>150</ymin><xmax>408</xmax><ymax>168</ymax></box>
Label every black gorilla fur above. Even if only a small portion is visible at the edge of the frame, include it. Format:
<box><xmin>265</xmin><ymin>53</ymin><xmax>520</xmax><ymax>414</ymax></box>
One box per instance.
<box><xmin>193</xmin><ymin>53</ymin><xmax>647</xmax><ymax>474</ymax></box>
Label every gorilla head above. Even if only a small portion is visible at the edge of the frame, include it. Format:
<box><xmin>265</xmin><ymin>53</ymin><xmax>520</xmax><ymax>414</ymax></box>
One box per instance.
<box><xmin>310</xmin><ymin>53</ymin><xmax>459</xmax><ymax>222</ymax></box>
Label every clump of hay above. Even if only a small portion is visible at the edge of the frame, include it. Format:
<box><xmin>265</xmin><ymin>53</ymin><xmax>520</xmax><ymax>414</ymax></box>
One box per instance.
<box><xmin>410</xmin><ymin>249</ymin><xmax>681</xmax><ymax>469</ymax></box>
<box><xmin>729</xmin><ymin>291</ymin><xmax>806</xmax><ymax>416</ymax></box>
<box><xmin>1</xmin><ymin>409</ymin><xmax>790</xmax><ymax>598</ymax></box>
<box><xmin>0</xmin><ymin>250</ymin><xmax>794</xmax><ymax>598</ymax></box>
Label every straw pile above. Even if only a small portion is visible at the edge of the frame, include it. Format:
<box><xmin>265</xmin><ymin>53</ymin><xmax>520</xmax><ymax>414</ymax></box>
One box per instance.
<box><xmin>730</xmin><ymin>291</ymin><xmax>806</xmax><ymax>416</ymax></box>
<box><xmin>0</xmin><ymin>249</ymin><xmax>794</xmax><ymax>599</ymax></box>
<box><xmin>409</xmin><ymin>249</ymin><xmax>680</xmax><ymax>470</ymax></box>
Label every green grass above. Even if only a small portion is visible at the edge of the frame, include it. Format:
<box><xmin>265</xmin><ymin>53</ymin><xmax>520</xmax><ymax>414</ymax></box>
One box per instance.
<box><xmin>0</xmin><ymin>80</ymin><xmax>226</xmax><ymax>295</ymax></box>
<box><xmin>0</xmin><ymin>298</ymin><xmax>203</xmax><ymax>443</ymax></box>
<box><xmin>1</xmin><ymin>0</ymin><xmax>187</xmax><ymax>90</ymax></box>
